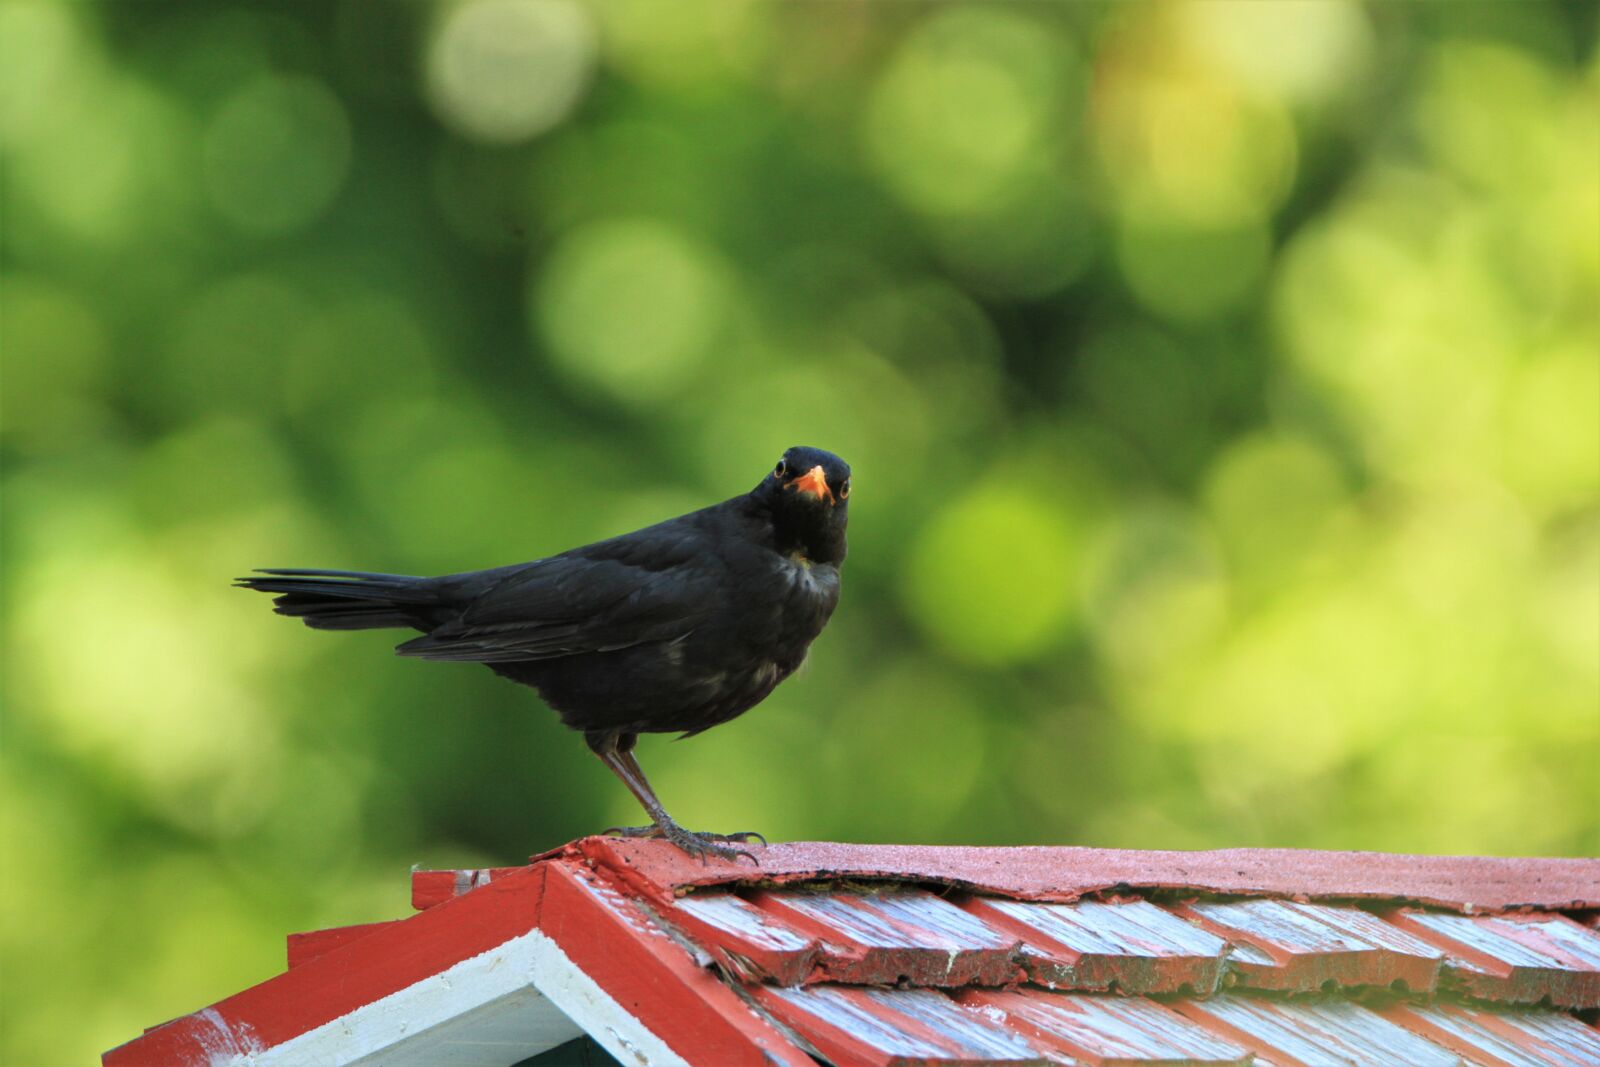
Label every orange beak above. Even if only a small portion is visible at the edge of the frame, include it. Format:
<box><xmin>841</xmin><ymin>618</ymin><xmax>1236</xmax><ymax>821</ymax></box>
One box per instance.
<box><xmin>790</xmin><ymin>464</ymin><xmax>834</xmax><ymax>502</ymax></box>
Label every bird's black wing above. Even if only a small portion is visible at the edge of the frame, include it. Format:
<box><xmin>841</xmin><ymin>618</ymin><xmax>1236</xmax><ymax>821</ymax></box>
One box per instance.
<box><xmin>395</xmin><ymin>520</ymin><xmax>719</xmax><ymax>663</ymax></box>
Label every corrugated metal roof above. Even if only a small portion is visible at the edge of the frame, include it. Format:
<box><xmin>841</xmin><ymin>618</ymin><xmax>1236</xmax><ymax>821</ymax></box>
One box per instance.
<box><xmin>106</xmin><ymin>839</ymin><xmax>1600</xmax><ymax>1066</ymax></box>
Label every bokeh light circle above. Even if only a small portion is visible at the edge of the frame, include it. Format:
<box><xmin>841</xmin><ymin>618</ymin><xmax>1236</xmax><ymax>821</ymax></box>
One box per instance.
<box><xmin>1178</xmin><ymin>0</ymin><xmax>1373</xmax><ymax>105</ymax></box>
<box><xmin>1095</xmin><ymin>40</ymin><xmax>1299</xmax><ymax>227</ymax></box>
<box><xmin>901</xmin><ymin>485</ymin><xmax>1081</xmax><ymax>664</ymax></box>
<box><xmin>589</xmin><ymin>0</ymin><xmax>769</xmax><ymax>92</ymax></box>
<box><xmin>202</xmin><ymin>75</ymin><xmax>352</xmax><ymax>236</ymax></box>
<box><xmin>865</xmin><ymin>6</ymin><xmax>1072</xmax><ymax>218</ymax></box>
<box><xmin>1081</xmin><ymin>501</ymin><xmax>1227</xmax><ymax>672</ymax></box>
<box><xmin>532</xmin><ymin>218</ymin><xmax>733</xmax><ymax>407</ymax></box>
<box><xmin>426</xmin><ymin>0</ymin><xmax>596</xmax><ymax>144</ymax></box>
<box><xmin>0</xmin><ymin>1</ymin><xmax>94</xmax><ymax>148</ymax></box>
<box><xmin>1202</xmin><ymin>433</ymin><xmax>1346</xmax><ymax>584</ymax></box>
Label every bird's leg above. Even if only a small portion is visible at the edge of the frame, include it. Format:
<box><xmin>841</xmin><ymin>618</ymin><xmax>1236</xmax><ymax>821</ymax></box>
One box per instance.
<box><xmin>587</xmin><ymin>731</ymin><xmax>763</xmax><ymax>864</ymax></box>
<box><xmin>612</xmin><ymin>746</ymin><xmax>767</xmax><ymax>848</ymax></box>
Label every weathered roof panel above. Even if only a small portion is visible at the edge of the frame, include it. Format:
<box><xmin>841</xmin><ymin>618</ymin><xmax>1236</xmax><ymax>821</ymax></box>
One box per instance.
<box><xmin>966</xmin><ymin>897</ymin><xmax>1229</xmax><ymax>995</ymax></box>
<box><xmin>755</xmin><ymin>985</ymin><xmax>1044</xmax><ymax>1066</ymax></box>
<box><xmin>1383</xmin><ymin>1001</ymin><xmax>1600</xmax><ymax>1067</ymax></box>
<box><xmin>961</xmin><ymin>988</ymin><xmax>1251</xmax><ymax>1065</ymax></box>
<box><xmin>1177</xmin><ymin>996</ymin><xmax>1464</xmax><ymax>1067</ymax></box>
<box><xmin>1395</xmin><ymin>910</ymin><xmax>1600</xmax><ymax>1006</ymax></box>
<box><xmin>752</xmin><ymin>888</ymin><xmax>1023</xmax><ymax>986</ymax></box>
<box><xmin>670</xmin><ymin>890</ymin><xmax>819</xmax><ymax>984</ymax></box>
<box><xmin>1177</xmin><ymin>899</ymin><xmax>1445</xmax><ymax>993</ymax></box>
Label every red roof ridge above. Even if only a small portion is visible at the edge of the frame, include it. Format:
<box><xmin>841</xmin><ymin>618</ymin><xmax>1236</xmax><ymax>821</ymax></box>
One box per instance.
<box><xmin>558</xmin><ymin>836</ymin><xmax>1600</xmax><ymax>913</ymax></box>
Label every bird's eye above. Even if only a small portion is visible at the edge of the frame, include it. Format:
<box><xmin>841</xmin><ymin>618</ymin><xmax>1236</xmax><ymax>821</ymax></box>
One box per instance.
<box><xmin>774</xmin><ymin>460</ymin><xmax>787</xmax><ymax>478</ymax></box>
<box><xmin>839</xmin><ymin>478</ymin><xmax>851</xmax><ymax>499</ymax></box>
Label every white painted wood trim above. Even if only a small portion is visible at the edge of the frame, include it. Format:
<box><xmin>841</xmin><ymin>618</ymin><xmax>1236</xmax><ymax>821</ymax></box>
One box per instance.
<box><xmin>211</xmin><ymin>928</ymin><xmax>688</xmax><ymax>1067</ymax></box>
<box><xmin>526</xmin><ymin>930</ymin><xmax>691</xmax><ymax>1067</ymax></box>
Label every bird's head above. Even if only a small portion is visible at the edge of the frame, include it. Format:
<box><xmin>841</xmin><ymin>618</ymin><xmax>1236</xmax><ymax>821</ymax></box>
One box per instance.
<box><xmin>751</xmin><ymin>445</ymin><xmax>851</xmax><ymax>564</ymax></box>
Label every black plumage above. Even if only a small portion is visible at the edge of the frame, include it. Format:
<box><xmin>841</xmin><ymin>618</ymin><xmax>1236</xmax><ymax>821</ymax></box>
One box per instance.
<box><xmin>238</xmin><ymin>446</ymin><xmax>851</xmax><ymax>860</ymax></box>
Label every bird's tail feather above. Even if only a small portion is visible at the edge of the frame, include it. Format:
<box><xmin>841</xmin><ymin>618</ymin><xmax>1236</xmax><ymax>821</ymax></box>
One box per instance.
<box><xmin>236</xmin><ymin>568</ymin><xmax>439</xmax><ymax>631</ymax></box>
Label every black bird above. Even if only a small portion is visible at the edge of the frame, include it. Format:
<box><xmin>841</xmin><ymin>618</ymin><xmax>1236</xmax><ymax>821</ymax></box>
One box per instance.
<box><xmin>238</xmin><ymin>446</ymin><xmax>850</xmax><ymax>861</ymax></box>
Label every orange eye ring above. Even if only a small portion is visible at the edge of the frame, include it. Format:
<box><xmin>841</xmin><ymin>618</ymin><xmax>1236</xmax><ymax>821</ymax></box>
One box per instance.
<box><xmin>839</xmin><ymin>478</ymin><xmax>851</xmax><ymax>500</ymax></box>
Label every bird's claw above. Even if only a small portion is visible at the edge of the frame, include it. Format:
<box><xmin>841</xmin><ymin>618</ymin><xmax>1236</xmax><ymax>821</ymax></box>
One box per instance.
<box><xmin>674</xmin><ymin>830</ymin><xmax>761</xmax><ymax>866</ymax></box>
<box><xmin>602</xmin><ymin>823</ymin><xmax>765</xmax><ymax>865</ymax></box>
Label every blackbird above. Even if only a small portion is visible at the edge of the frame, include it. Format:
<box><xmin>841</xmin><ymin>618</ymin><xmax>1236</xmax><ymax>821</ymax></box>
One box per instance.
<box><xmin>238</xmin><ymin>446</ymin><xmax>850</xmax><ymax>861</ymax></box>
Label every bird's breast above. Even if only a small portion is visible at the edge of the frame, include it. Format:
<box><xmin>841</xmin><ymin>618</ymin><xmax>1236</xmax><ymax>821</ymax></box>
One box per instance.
<box><xmin>776</xmin><ymin>553</ymin><xmax>837</xmax><ymax>599</ymax></box>
<box><xmin>693</xmin><ymin>552</ymin><xmax>838</xmax><ymax>675</ymax></box>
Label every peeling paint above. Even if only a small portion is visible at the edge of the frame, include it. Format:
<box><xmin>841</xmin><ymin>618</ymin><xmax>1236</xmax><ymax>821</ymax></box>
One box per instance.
<box><xmin>867</xmin><ymin>891</ymin><xmax>1013</xmax><ymax>949</ymax></box>
<box><xmin>195</xmin><ymin>1008</ymin><xmax>266</xmax><ymax>1067</ymax></box>
<box><xmin>763</xmin><ymin>986</ymin><xmax>958</xmax><ymax>1060</ymax></box>
<box><xmin>751</xmin><ymin>888</ymin><xmax>1024</xmax><ymax>987</ymax></box>
<box><xmin>993</xmin><ymin>898</ymin><xmax>1219</xmax><ymax>956</ymax></box>
<box><xmin>860</xmin><ymin>989</ymin><xmax>1041</xmax><ymax>1061</ymax></box>
<box><xmin>1181</xmin><ymin>996</ymin><xmax>1461</xmax><ymax>1067</ymax></box>
<box><xmin>1181</xmin><ymin>899</ymin><xmax>1446</xmax><ymax>994</ymax></box>
<box><xmin>1396</xmin><ymin>910</ymin><xmax>1600</xmax><ymax>1006</ymax></box>
<box><xmin>971</xmin><ymin>897</ymin><xmax>1229</xmax><ymax>995</ymax></box>
<box><xmin>676</xmin><ymin>894</ymin><xmax>812</xmax><ymax>953</ymax></box>
<box><xmin>1409</xmin><ymin>912</ymin><xmax>1595</xmax><ymax>969</ymax></box>
<box><xmin>1385</xmin><ymin>1002</ymin><xmax>1588</xmax><ymax>1067</ymax></box>
<box><xmin>1491</xmin><ymin>1004</ymin><xmax>1600</xmax><ymax>1063</ymax></box>
<box><xmin>961</xmin><ymin>988</ymin><xmax>1249</xmax><ymax>1064</ymax></box>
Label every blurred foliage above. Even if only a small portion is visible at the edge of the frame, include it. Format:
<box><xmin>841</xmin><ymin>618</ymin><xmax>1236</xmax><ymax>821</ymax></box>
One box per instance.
<box><xmin>2</xmin><ymin>1</ymin><xmax>1597</xmax><ymax>1062</ymax></box>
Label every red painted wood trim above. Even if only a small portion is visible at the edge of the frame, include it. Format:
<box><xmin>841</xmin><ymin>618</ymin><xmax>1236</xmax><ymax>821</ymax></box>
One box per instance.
<box><xmin>286</xmin><ymin>921</ymin><xmax>404</xmax><ymax>969</ymax></box>
<box><xmin>539</xmin><ymin>862</ymin><xmax>814</xmax><ymax>1067</ymax></box>
<box><xmin>411</xmin><ymin>865</ymin><xmax>531</xmax><ymax>910</ymax></box>
<box><xmin>103</xmin><ymin>865</ymin><xmax>549</xmax><ymax>1067</ymax></box>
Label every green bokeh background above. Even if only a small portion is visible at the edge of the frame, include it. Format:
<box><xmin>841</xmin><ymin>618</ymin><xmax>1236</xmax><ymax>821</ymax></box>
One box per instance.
<box><xmin>3</xmin><ymin>1</ymin><xmax>1597</xmax><ymax>1061</ymax></box>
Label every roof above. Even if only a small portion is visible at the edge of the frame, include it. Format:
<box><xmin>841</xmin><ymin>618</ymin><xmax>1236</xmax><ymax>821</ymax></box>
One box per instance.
<box><xmin>103</xmin><ymin>838</ymin><xmax>1600</xmax><ymax>1066</ymax></box>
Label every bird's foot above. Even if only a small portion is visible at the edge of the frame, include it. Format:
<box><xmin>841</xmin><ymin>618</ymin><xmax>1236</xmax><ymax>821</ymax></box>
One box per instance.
<box><xmin>602</xmin><ymin>823</ymin><xmax>766</xmax><ymax>865</ymax></box>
